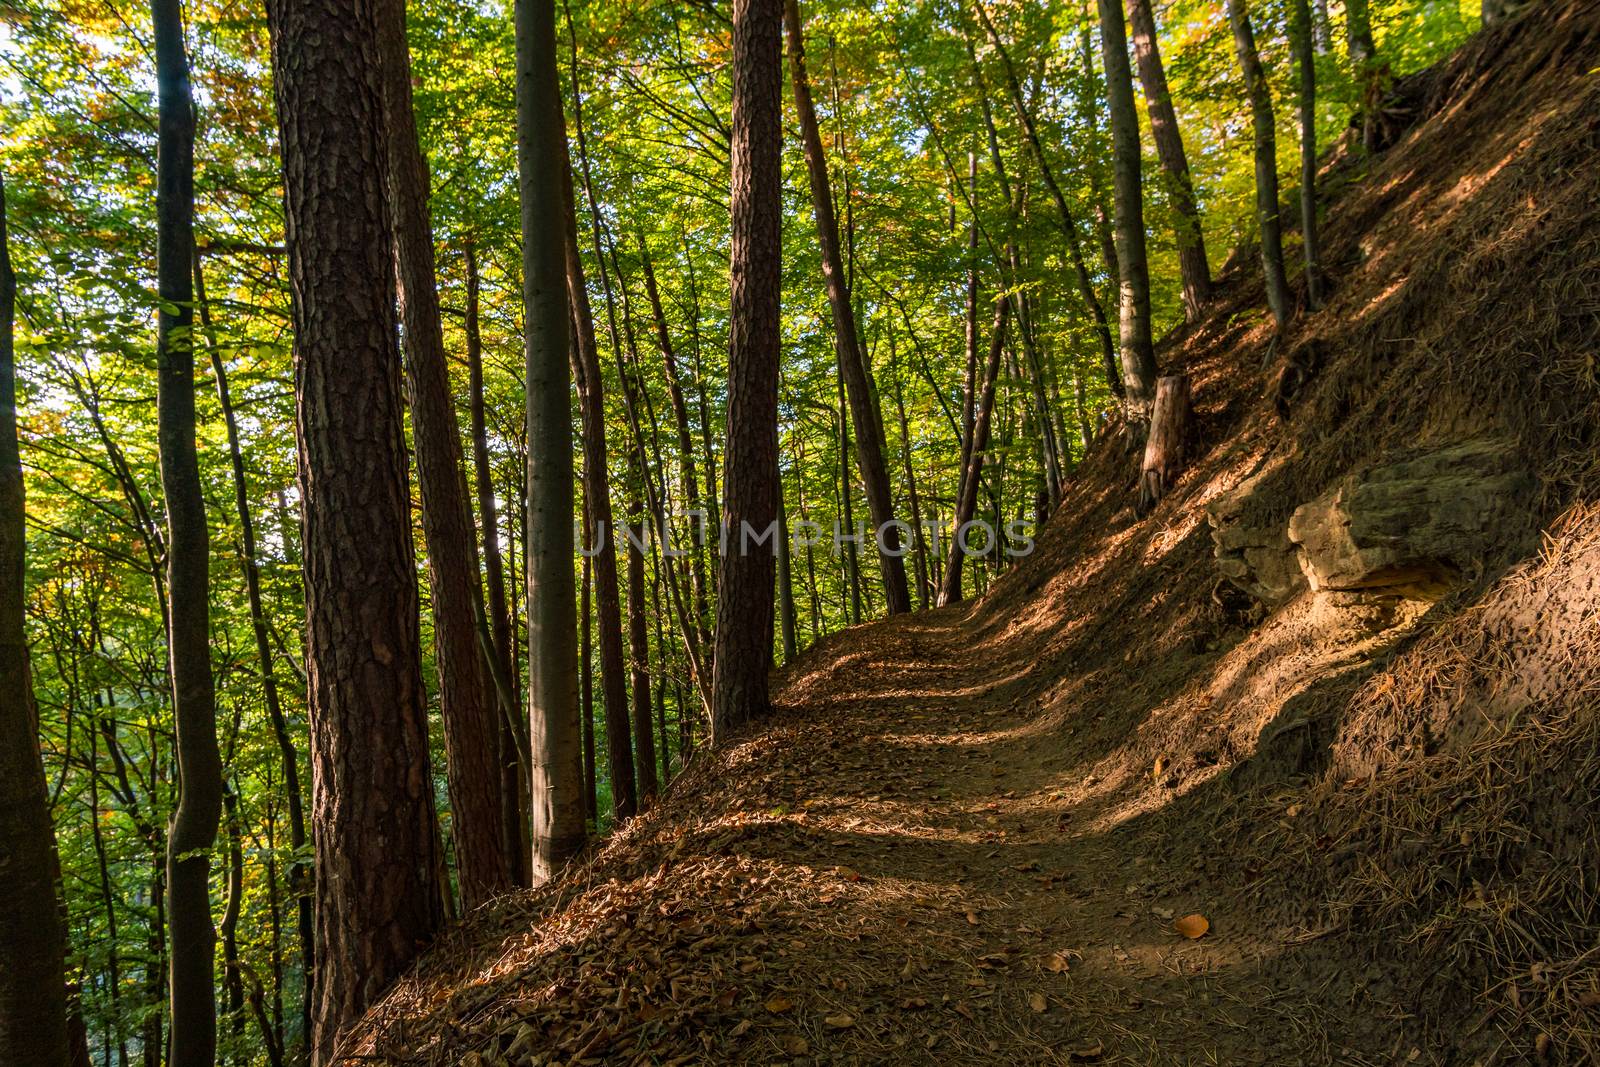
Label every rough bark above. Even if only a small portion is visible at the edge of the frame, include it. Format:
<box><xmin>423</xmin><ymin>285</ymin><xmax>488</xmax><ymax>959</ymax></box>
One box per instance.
<box><xmin>0</xmin><ymin>168</ymin><xmax>74</xmax><ymax>1067</ymax></box>
<box><xmin>1098</xmin><ymin>0</ymin><xmax>1160</xmax><ymax>425</ymax></box>
<box><xmin>784</xmin><ymin>0</ymin><xmax>911</xmax><ymax>616</ymax></box>
<box><xmin>374</xmin><ymin>0</ymin><xmax>511</xmax><ymax>908</ymax></box>
<box><xmin>1228</xmin><ymin>0</ymin><xmax>1292</xmax><ymax>329</ymax></box>
<box><xmin>1136</xmin><ymin>374</ymin><xmax>1193</xmax><ymax>515</ymax></box>
<box><xmin>515</xmin><ymin>0</ymin><xmax>588</xmax><ymax>873</ymax></box>
<box><xmin>265</xmin><ymin>0</ymin><xmax>446</xmax><ymax>1058</ymax></box>
<box><xmin>151</xmin><ymin>5</ymin><xmax>223</xmax><ymax>1063</ymax></box>
<box><xmin>1126</xmin><ymin>0</ymin><xmax>1213</xmax><ymax>320</ymax></box>
<box><xmin>938</xmin><ymin>299</ymin><xmax>1008</xmax><ymax>607</ymax></box>
<box><xmin>712</xmin><ymin>0</ymin><xmax>783</xmax><ymax>741</ymax></box>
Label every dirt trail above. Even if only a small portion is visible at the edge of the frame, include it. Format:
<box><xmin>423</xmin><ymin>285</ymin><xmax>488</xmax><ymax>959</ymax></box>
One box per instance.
<box><xmin>355</xmin><ymin>598</ymin><xmax>1366</xmax><ymax>1066</ymax></box>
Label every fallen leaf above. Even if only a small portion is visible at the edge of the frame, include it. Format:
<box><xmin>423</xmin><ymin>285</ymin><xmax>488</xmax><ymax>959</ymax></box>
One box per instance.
<box><xmin>965</xmin><ymin>910</ymin><xmax>981</xmax><ymax>926</ymax></box>
<box><xmin>824</xmin><ymin>1013</ymin><xmax>856</xmax><ymax>1028</ymax></box>
<box><xmin>1046</xmin><ymin>951</ymin><xmax>1071</xmax><ymax>974</ymax></box>
<box><xmin>764</xmin><ymin>996</ymin><xmax>793</xmax><ymax>1014</ymax></box>
<box><xmin>1029</xmin><ymin>992</ymin><xmax>1048</xmax><ymax>1013</ymax></box>
<box><xmin>782</xmin><ymin>1035</ymin><xmax>809</xmax><ymax>1055</ymax></box>
<box><xmin>729</xmin><ymin>1019</ymin><xmax>752</xmax><ymax>1038</ymax></box>
<box><xmin>1175</xmin><ymin>913</ymin><xmax>1210</xmax><ymax>939</ymax></box>
<box><xmin>1152</xmin><ymin>756</ymin><xmax>1167</xmax><ymax>778</ymax></box>
<box><xmin>1069</xmin><ymin>1038</ymin><xmax>1104</xmax><ymax>1061</ymax></box>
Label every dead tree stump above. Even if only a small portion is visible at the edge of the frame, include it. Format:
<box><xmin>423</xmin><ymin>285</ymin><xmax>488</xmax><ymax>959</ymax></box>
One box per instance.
<box><xmin>1137</xmin><ymin>373</ymin><xmax>1193</xmax><ymax>516</ymax></box>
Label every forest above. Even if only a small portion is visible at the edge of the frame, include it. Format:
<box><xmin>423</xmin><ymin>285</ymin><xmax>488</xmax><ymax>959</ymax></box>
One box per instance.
<box><xmin>4</xmin><ymin>0</ymin><xmax>1597</xmax><ymax>1063</ymax></box>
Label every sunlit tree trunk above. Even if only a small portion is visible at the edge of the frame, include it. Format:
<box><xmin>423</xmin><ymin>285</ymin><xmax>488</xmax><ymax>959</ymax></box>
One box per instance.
<box><xmin>1228</xmin><ymin>0</ymin><xmax>1293</xmax><ymax>329</ymax></box>
<box><xmin>1290</xmin><ymin>0</ymin><xmax>1325</xmax><ymax>309</ymax></box>
<box><xmin>784</xmin><ymin>0</ymin><xmax>911</xmax><ymax>616</ymax></box>
<box><xmin>151</xmin><ymin>4</ymin><xmax>223</xmax><ymax>1062</ymax></box>
<box><xmin>0</xmin><ymin>167</ymin><xmax>73</xmax><ymax>1067</ymax></box>
<box><xmin>265</xmin><ymin>0</ymin><xmax>446</xmax><ymax>1057</ymax></box>
<box><xmin>1126</xmin><ymin>0</ymin><xmax>1213</xmax><ymax>320</ymax></box>
<box><xmin>939</xmin><ymin>300</ymin><xmax>1008</xmax><ymax>607</ymax></box>
<box><xmin>1098</xmin><ymin>0</ymin><xmax>1159</xmax><ymax>427</ymax></box>
<box><xmin>713</xmin><ymin>0</ymin><xmax>784</xmax><ymax>740</ymax></box>
<box><xmin>515</xmin><ymin>0</ymin><xmax>588</xmax><ymax>874</ymax></box>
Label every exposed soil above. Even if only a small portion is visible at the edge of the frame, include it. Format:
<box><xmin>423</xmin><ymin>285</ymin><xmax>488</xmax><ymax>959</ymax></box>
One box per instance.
<box><xmin>340</xmin><ymin>4</ymin><xmax>1600</xmax><ymax>1064</ymax></box>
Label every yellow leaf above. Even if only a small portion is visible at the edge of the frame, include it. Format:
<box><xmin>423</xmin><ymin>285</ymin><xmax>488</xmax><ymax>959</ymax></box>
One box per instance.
<box><xmin>1029</xmin><ymin>992</ymin><xmax>1048</xmax><ymax>1013</ymax></box>
<box><xmin>965</xmin><ymin>910</ymin><xmax>981</xmax><ymax>926</ymax></box>
<box><xmin>824</xmin><ymin>1013</ymin><xmax>856</xmax><ymax>1028</ymax></box>
<box><xmin>764</xmin><ymin>996</ymin><xmax>793</xmax><ymax>1014</ymax></box>
<box><xmin>1175</xmin><ymin>913</ymin><xmax>1210</xmax><ymax>939</ymax></box>
<box><xmin>1046</xmin><ymin>951</ymin><xmax>1071</xmax><ymax>973</ymax></box>
<box><xmin>783</xmin><ymin>1035</ymin><xmax>809</xmax><ymax>1055</ymax></box>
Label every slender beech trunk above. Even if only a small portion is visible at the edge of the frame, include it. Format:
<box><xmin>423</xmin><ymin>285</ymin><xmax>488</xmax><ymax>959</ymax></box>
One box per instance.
<box><xmin>837</xmin><ymin>368</ymin><xmax>863</xmax><ymax>625</ymax></box>
<box><xmin>971</xmin><ymin>1</ymin><xmax>1119</xmax><ymax>399</ymax></box>
<box><xmin>938</xmin><ymin>299</ymin><xmax>1008</xmax><ymax>607</ymax></box>
<box><xmin>1312</xmin><ymin>0</ymin><xmax>1332</xmax><ymax>52</ymax></box>
<box><xmin>639</xmin><ymin>239</ymin><xmax>713</xmax><ymax>666</ymax></box>
<box><xmin>195</xmin><ymin>255</ymin><xmax>312</xmax><ymax>1047</ymax></box>
<box><xmin>220</xmin><ymin>784</ymin><xmax>246</xmax><ymax>1056</ymax></box>
<box><xmin>464</xmin><ymin>242</ymin><xmax>528</xmax><ymax>888</ymax></box>
<box><xmin>266</xmin><ymin>0</ymin><xmax>446</xmax><ymax>1055</ymax></box>
<box><xmin>1097</xmin><ymin>0</ymin><xmax>1159</xmax><ymax>425</ymax></box>
<box><xmin>1290</xmin><ymin>0</ymin><xmax>1325</xmax><ymax>309</ymax></box>
<box><xmin>516</xmin><ymin>0</ymin><xmax>587</xmax><ymax>875</ymax></box>
<box><xmin>776</xmin><ymin>491</ymin><xmax>799</xmax><ymax>661</ymax></box>
<box><xmin>712</xmin><ymin>0</ymin><xmax>783</xmax><ymax>740</ymax></box>
<box><xmin>623</xmin><ymin>461</ymin><xmax>659</xmax><ymax>804</ymax></box>
<box><xmin>1228</xmin><ymin>0</ymin><xmax>1292</xmax><ymax>329</ymax></box>
<box><xmin>1126</xmin><ymin>0</ymin><xmax>1213</xmax><ymax>319</ymax></box>
<box><xmin>0</xmin><ymin>170</ymin><xmax>74</xmax><ymax>1067</ymax></box>
<box><xmin>375</xmin><ymin>0</ymin><xmax>511</xmax><ymax>908</ymax></box>
<box><xmin>957</xmin><ymin>151</ymin><xmax>980</xmax><ymax>510</ymax></box>
<box><xmin>784</xmin><ymin>0</ymin><xmax>910</xmax><ymax>616</ymax></box>
<box><xmin>151</xmin><ymin>6</ymin><xmax>222</xmax><ymax>1063</ymax></box>
<box><xmin>889</xmin><ymin>354</ymin><xmax>931</xmax><ymax>610</ymax></box>
<box><xmin>579</xmin><ymin>543</ymin><xmax>597</xmax><ymax>823</ymax></box>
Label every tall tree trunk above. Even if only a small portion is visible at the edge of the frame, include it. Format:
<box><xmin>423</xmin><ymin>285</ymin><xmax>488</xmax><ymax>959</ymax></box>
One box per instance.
<box><xmin>639</xmin><ymin>239</ymin><xmax>713</xmax><ymax>668</ymax></box>
<box><xmin>1228</xmin><ymin>0</ymin><xmax>1293</xmax><ymax>329</ymax></box>
<box><xmin>464</xmin><ymin>242</ymin><xmax>529</xmax><ymax>888</ymax></box>
<box><xmin>889</xmin><ymin>349</ymin><xmax>930</xmax><ymax>610</ymax></box>
<box><xmin>375</xmin><ymin>0</ymin><xmax>511</xmax><ymax>908</ymax></box>
<box><xmin>623</xmin><ymin>461</ymin><xmax>659</xmax><ymax>804</ymax></box>
<box><xmin>195</xmin><ymin>255</ymin><xmax>313</xmax><ymax>1048</ymax></box>
<box><xmin>776</xmin><ymin>491</ymin><xmax>799</xmax><ymax>661</ymax></box>
<box><xmin>938</xmin><ymin>299</ymin><xmax>1008</xmax><ymax>607</ymax></box>
<box><xmin>220</xmin><ymin>784</ymin><xmax>246</xmax><ymax>1057</ymax></box>
<box><xmin>1097</xmin><ymin>0</ymin><xmax>1159</xmax><ymax>426</ymax></box>
<box><xmin>837</xmin><ymin>367</ymin><xmax>863</xmax><ymax>625</ymax></box>
<box><xmin>1290</xmin><ymin>0</ymin><xmax>1325</xmax><ymax>309</ymax></box>
<box><xmin>971</xmin><ymin>1</ymin><xmax>1119</xmax><ymax>400</ymax></box>
<box><xmin>151</xmin><ymin>6</ymin><xmax>222</xmax><ymax>1063</ymax></box>
<box><xmin>0</xmin><ymin>169</ymin><xmax>74</xmax><ymax>1067</ymax></box>
<box><xmin>783</xmin><ymin>0</ymin><xmax>910</xmax><ymax>616</ymax></box>
<box><xmin>712</xmin><ymin>0</ymin><xmax>784</xmax><ymax>741</ymax></box>
<box><xmin>1125</xmin><ymin>0</ymin><xmax>1213</xmax><ymax>320</ymax></box>
<box><xmin>265</xmin><ymin>0</ymin><xmax>446</xmax><ymax>1057</ymax></box>
<box><xmin>957</xmin><ymin>151</ymin><xmax>980</xmax><ymax>510</ymax></box>
<box><xmin>579</xmin><ymin>542</ymin><xmax>597</xmax><ymax>823</ymax></box>
<box><xmin>516</xmin><ymin>0</ymin><xmax>588</xmax><ymax>874</ymax></box>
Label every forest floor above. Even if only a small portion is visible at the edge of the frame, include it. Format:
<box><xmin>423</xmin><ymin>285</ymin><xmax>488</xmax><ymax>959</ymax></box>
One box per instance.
<box><xmin>346</xmin><ymin>4</ymin><xmax>1600</xmax><ymax>1063</ymax></box>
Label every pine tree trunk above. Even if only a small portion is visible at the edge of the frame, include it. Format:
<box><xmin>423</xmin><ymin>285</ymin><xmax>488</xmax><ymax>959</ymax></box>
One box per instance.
<box><xmin>1126</xmin><ymin>0</ymin><xmax>1213</xmax><ymax>319</ymax></box>
<box><xmin>784</xmin><ymin>0</ymin><xmax>910</xmax><ymax>616</ymax></box>
<box><xmin>151</xmin><ymin>5</ymin><xmax>223</xmax><ymax>1062</ymax></box>
<box><xmin>1098</xmin><ymin>0</ymin><xmax>1160</xmax><ymax>425</ymax></box>
<box><xmin>265</xmin><ymin>0</ymin><xmax>446</xmax><ymax>1057</ymax></box>
<box><xmin>939</xmin><ymin>299</ymin><xmax>1008</xmax><ymax>607</ymax></box>
<box><xmin>1290</xmin><ymin>0</ymin><xmax>1325</xmax><ymax>309</ymax></box>
<box><xmin>375</xmin><ymin>0</ymin><xmax>511</xmax><ymax>908</ymax></box>
<box><xmin>1228</xmin><ymin>0</ymin><xmax>1293</xmax><ymax>329</ymax></box>
<box><xmin>515</xmin><ymin>0</ymin><xmax>588</xmax><ymax>873</ymax></box>
<box><xmin>0</xmin><ymin>168</ymin><xmax>74</xmax><ymax>1067</ymax></box>
<box><xmin>713</xmin><ymin>0</ymin><xmax>784</xmax><ymax>741</ymax></box>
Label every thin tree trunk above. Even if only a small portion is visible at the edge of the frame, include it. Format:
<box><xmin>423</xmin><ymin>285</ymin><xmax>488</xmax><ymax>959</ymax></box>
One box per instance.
<box><xmin>151</xmin><ymin>5</ymin><xmax>222</xmax><ymax>1062</ymax></box>
<box><xmin>1228</xmin><ymin>0</ymin><xmax>1293</xmax><ymax>329</ymax></box>
<box><xmin>220</xmin><ymin>783</ymin><xmax>246</xmax><ymax>1056</ymax></box>
<box><xmin>889</xmin><ymin>348</ymin><xmax>930</xmax><ymax>610</ymax></box>
<box><xmin>1126</xmin><ymin>0</ymin><xmax>1213</xmax><ymax>319</ymax></box>
<box><xmin>195</xmin><ymin>255</ymin><xmax>314</xmax><ymax>1044</ymax></box>
<box><xmin>375</xmin><ymin>0</ymin><xmax>511</xmax><ymax>908</ymax></box>
<box><xmin>1290</xmin><ymin>0</ymin><xmax>1325</xmax><ymax>309</ymax></box>
<box><xmin>837</xmin><ymin>368</ymin><xmax>863</xmax><ymax>625</ymax></box>
<box><xmin>1098</xmin><ymin>0</ymin><xmax>1160</xmax><ymax>426</ymax></box>
<box><xmin>464</xmin><ymin>242</ymin><xmax>529</xmax><ymax>888</ymax></box>
<box><xmin>957</xmin><ymin>151</ymin><xmax>980</xmax><ymax>510</ymax></box>
<box><xmin>265</xmin><ymin>0</ymin><xmax>446</xmax><ymax>1055</ymax></box>
<box><xmin>784</xmin><ymin>0</ymin><xmax>910</xmax><ymax>616</ymax></box>
<box><xmin>623</xmin><ymin>462</ymin><xmax>659</xmax><ymax>804</ymax></box>
<box><xmin>712</xmin><ymin>0</ymin><xmax>784</xmax><ymax>740</ymax></box>
<box><xmin>938</xmin><ymin>299</ymin><xmax>1008</xmax><ymax>607</ymax></box>
<box><xmin>776</xmin><ymin>490</ymin><xmax>799</xmax><ymax>661</ymax></box>
<box><xmin>516</xmin><ymin>0</ymin><xmax>588</xmax><ymax>875</ymax></box>
<box><xmin>579</xmin><ymin>540</ymin><xmax>597</xmax><ymax>823</ymax></box>
<box><xmin>1312</xmin><ymin>0</ymin><xmax>1332</xmax><ymax>52</ymax></box>
<box><xmin>0</xmin><ymin>168</ymin><xmax>74</xmax><ymax>1067</ymax></box>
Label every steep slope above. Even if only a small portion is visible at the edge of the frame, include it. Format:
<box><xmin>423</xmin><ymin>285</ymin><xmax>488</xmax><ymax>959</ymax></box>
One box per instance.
<box><xmin>342</xmin><ymin>4</ymin><xmax>1600</xmax><ymax>1063</ymax></box>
